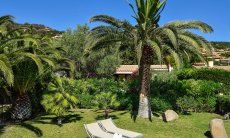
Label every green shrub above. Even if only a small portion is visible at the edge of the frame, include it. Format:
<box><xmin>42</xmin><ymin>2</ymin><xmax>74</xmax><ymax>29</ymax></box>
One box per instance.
<box><xmin>179</xmin><ymin>79</ymin><xmax>221</xmax><ymax>112</ymax></box>
<box><xmin>151</xmin><ymin>72</ymin><xmax>223</xmax><ymax>113</ymax></box>
<box><xmin>176</xmin><ymin>96</ymin><xmax>197</xmax><ymax>113</ymax></box>
<box><xmin>59</xmin><ymin>78</ymin><xmax>129</xmax><ymax>109</ymax></box>
<box><xmin>217</xmin><ymin>95</ymin><xmax>230</xmax><ymax>113</ymax></box>
<box><xmin>151</xmin><ymin>72</ymin><xmax>184</xmax><ymax>109</ymax></box>
<box><xmin>151</xmin><ymin>97</ymin><xmax>172</xmax><ymax>113</ymax></box>
<box><xmin>177</xmin><ymin>68</ymin><xmax>230</xmax><ymax>85</ymax></box>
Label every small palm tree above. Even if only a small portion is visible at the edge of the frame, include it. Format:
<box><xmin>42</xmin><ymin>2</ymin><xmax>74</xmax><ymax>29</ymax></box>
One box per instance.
<box><xmin>88</xmin><ymin>0</ymin><xmax>213</xmax><ymax>119</ymax></box>
<box><xmin>94</xmin><ymin>92</ymin><xmax>120</xmax><ymax>119</ymax></box>
<box><xmin>41</xmin><ymin>76</ymin><xmax>78</xmax><ymax>124</ymax></box>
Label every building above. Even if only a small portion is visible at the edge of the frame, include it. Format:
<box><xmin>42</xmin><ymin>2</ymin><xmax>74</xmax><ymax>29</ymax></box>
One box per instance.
<box><xmin>115</xmin><ymin>65</ymin><xmax>170</xmax><ymax>80</ymax></box>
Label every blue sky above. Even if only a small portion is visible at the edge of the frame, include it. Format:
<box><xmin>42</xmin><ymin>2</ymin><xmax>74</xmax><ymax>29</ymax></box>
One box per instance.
<box><xmin>0</xmin><ymin>0</ymin><xmax>229</xmax><ymax>41</ymax></box>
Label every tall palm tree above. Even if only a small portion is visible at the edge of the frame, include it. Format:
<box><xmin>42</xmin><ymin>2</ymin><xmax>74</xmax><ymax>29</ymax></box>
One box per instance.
<box><xmin>87</xmin><ymin>0</ymin><xmax>213</xmax><ymax>119</ymax></box>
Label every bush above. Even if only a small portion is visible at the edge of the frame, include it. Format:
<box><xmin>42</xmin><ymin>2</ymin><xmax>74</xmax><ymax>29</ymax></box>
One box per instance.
<box><xmin>217</xmin><ymin>95</ymin><xmax>230</xmax><ymax>114</ymax></box>
<box><xmin>177</xmin><ymin>68</ymin><xmax>230</xmax><ymax>85</ymax></box>
<box><xmin>151</xmin><ymin>97</ymin><xmax>172</xmax><ymax>113</ymax></box>
<box><xmin>151</xmin><ymin>72</ymin><xmax>223</xmax><ymax>113</ymax></box>
<box><xmin>60</xmin><ymin>78</ymin><xmax>130</xmax><ymax>110</ymax></box>
<box><xmin>178</xmin><ymin>79</ymin><xmax>221</xmax><ymax>112</ymax></box>
<box><xmin>176</xmin><ymin>96</ymin><xmax>197</xmax><ymax>113</ymax></box>
<box><xmin>151</xmin><ymin>72</ymin><xmax>184</xmax><ymax>109</ymax></box>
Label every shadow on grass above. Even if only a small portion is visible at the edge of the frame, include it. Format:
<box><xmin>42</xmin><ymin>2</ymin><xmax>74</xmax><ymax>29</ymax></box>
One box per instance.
<box><xmin>0</xmin><ymin>123</ymin><xmax>43</xmax><ymax>137</ymax></box>
<box><xmin>204</xmin><ymin>131</ymin><xmax>211</xmax><ymax>138</ymax></box>
<box><xmin>20</xmin><ymin>123</ymin><xmax>43</xmax><ymax>137</ymax></box>
<box><xmin>119</xmin><ymin>111</ymin><xmax>128</xmax><ymax>115</ymax></box>
<box><xmin>95</xmin><ymin>115</ymin><xmax>119</xmax><ymax>120</ymax></box>
<box><xmin>0</xmin><ymin>125</ymin><xmax>6</xmax><ymax>135</ymax></box>
<box><xmin>131</xmin><ymin>110</ymin><xmax>138</xmax><ymax>122</ymax></box>
<box><xmin>32</xmin><ymin>113</ymin><xmax>82</xmax><ymax>126</ymax></box>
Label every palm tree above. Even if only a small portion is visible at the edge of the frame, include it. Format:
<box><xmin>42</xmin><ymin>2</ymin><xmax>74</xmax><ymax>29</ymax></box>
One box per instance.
<box><xmin>41</xmin><ymin>76</ymin><xmax>78</xmax><ymax>124</ymax></box>
<box><xmin>87</xmin><ymin>0</ymin><xmax>213</xmax><ymax>119</ymax></box>
<box><xmin>0</xmin><ymin>15</ymin><xmax>14</xmax><ymax>86</ymax></box>
<box><xmin>0</xmin><ymin>15</ymin><xmax>75</xmax><ymax>120</ymax></box>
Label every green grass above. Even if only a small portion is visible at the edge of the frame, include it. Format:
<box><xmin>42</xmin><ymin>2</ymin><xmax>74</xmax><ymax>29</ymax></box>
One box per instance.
<box><xmin>0</xmin><ymin>109</ymin><xmax>229</xmax><ymax>138</ymax></box>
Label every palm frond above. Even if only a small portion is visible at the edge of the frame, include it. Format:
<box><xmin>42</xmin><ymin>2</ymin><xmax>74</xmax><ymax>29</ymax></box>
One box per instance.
<box><xmin>165</xmin><ymin>21</ymin><xmax>213</xmax><ymax>33</ymax></box>
<box><xmin>0</xmin><ymin>54</ymin><xmax>14</xmax><ymax>85</ymax></box>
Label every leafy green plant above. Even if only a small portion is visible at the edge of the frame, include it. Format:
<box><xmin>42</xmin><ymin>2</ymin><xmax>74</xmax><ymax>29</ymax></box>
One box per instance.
<box><xmin>217</xmin><ymin>95</ymin><xmax>230</xmax><ymax>114</ymax></box>
<box><xmin>41</xmin><ymin>76</ymin><xmax>78</xmax><ymax>124</ymax></box>
<box><xmin>151</xmin><ymin>97</ymin><xmax>172</xmax><ymax>113</ymax></box>
<box><xmin>94</xmin><ymin>92</ymin><xmax>120</xmax><ymax>118</ymax></box>
<box><xmin>177</xmin><ymin>68</ymin><xmax>230</xmax><ymax>85</ymax></box>
<box><xmin>176</xmin><ymin>96</ymin><xmax>198</xmax><ymax>113</ymax></box>
<box><xmin>179</xmin><ymin>79</ymin><xmax>220</xmax><ymax>112</ymax></box>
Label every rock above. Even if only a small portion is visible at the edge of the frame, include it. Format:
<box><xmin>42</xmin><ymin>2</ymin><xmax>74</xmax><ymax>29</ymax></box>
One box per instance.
<box><xmin>162</xmin><ymin>110</ymin><xmax>179</xmax><ymax>122</ymax></box>
<box><xmin>210</xmin><ymin>119</ymin><xmax>228</xmax><ymax>138</ymax></box>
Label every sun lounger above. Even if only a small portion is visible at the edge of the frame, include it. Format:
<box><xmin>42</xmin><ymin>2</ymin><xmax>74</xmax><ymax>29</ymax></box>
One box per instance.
<box><xmin>84</xmin><ymin>122</ymin><xmax>114</xmax><ymax>138</ymax></box>
<box><xmin>98</xmin><ymin>118</ymin><xmax>143</xmax><ymax>138</ymax></box>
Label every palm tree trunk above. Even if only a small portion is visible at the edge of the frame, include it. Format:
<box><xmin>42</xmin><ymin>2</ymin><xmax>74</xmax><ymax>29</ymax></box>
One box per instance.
<box><xmin>11</xmin><ymin>93</ymin><xmax>32</xmax><ymax>120</ymax></box>
<box><xmin>138</xmin><ymin>46</ymin><xmax>152</xmax><ymax>119</ymax></box>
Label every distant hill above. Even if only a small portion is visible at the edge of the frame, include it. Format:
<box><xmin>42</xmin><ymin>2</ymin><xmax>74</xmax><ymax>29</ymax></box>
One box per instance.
<box><xmin>211</xmin><ymin>41</ymin><xmax>230</xmax><ymax>50</ymax></box>
<box><xmin>8</xmin><ymin>22</ymin><xmax>63</xmax><ymax>37</ymax></box>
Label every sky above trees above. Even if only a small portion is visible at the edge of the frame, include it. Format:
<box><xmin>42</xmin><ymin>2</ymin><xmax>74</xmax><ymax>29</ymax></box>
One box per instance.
<box><xmin>0</xmin><ymin>0</ymin><xmax>229</xmax><ymax>41</ymax></box>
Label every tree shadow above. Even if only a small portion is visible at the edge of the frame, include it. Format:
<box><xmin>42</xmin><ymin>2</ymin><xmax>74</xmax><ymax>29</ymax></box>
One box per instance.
<box><xmin>130</xmin><ymin>110</ymin><xmax>138</xmax><ymax>122</ymax></box>
<box><xmin>204</xmin><ymin>131</ymin><xmax>211</xmax><ymax>138</ymax></box>
<box><xmin>20</xmin><ymin>123</ymin><xmax>43</xmax><ymax>137</ymax></box>
<box><xmin>119</xmin><ymin>111</ymin><xmax>128</xmax><ymax>115</ymax></box>
<box><xmin>32</xmin><ymin>113</ymin><xmax>82</xmax><ymax>126</ymax></box>
<box><xmin>182</xmin><ymin>111</ymin><xmax>192</xmax><ymax>115</ymax></box>
<box><xmin>152</xmin><ymin>112</ymin><xmax>160</xmax><ymax>117</ymax></box>
<box><xmin>95</xmin><ymin>115</ymin><xmax>119</xmax><ymax>120</ymax></box>
<box><xmin>0</xmin><ymin>125</ymin><xmax>6</xmax><ymax>135</ymax></box>
<box><xmin>55</xmin><ymin>114</ymin><xmax>83</xmax><ymax>124</ymax></box>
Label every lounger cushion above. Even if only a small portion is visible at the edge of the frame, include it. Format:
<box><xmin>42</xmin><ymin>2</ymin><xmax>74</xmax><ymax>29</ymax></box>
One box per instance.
<box><xmin>85</xmin><ymin>122</ymin><xmax>114</xmax><ymax>138</ymax></box>
<box><xmin>99</xmin><ymin>119</ymin><xmax>143</xmax><ymax>138</ymax></box>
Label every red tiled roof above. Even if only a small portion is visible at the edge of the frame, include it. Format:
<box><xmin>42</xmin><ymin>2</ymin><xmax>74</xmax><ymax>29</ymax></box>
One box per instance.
<box><xmin>115</xmin><ymin>65</ymin><xmax>168</xmax><ymax>74</ymax></box>
<box><xmin>115</xmin><ymin>65</ymin><xmax>138</xmax><ymax>74</ymax></box>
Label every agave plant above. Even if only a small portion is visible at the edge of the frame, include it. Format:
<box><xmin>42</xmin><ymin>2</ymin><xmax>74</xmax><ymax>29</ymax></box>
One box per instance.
<box><xmin>41</xmin><ymin>76</ymin><xmax>78</xmax><ymax>124</ymax></box>
<box><xmin>87</xmin><ymin>0</ymin><xmax>213</xmax><ymax>119</ymax></box>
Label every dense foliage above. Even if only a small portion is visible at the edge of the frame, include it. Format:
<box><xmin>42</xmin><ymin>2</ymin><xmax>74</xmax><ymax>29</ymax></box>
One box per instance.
<box><xmin>54</xmin><ymin>25</ymin><xmax>122</xmax><ymax>77</ymax></box>
<box><xmin>150</xmin><ymin>68</ymin><xmax>230</xmax><ymax>114</ymax></box>
<box><xmin>58</xmin><ymin>78</ymin><xmax>130</xmax><ymax>110</ymax></box>
<box><xmin>177</xmin><ymin>68</ymin><xmax>230</xmax><ymax>85</ymax></box>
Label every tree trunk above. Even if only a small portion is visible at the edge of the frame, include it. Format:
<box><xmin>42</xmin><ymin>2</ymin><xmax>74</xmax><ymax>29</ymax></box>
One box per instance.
<box><xmin>11</xmin><ymin>93</ymin><xmax>32</xmax><ymax>120</ymax></box>
<box><xmin>138</xmin><ymin>46</ymin><xmax>152</xmax><ymax>119</ymax></box>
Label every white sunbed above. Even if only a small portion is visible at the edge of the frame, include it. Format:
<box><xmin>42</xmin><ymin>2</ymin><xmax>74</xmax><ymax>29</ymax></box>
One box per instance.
<box><xmin>84</xmin><ymin>122</ymin><xmax>114</xmax><ymax>138</ymax></box>
<box><xmin>98</xmin><ymin>118</ymin><xmax>143</xmax><ymax>138</ymax></box>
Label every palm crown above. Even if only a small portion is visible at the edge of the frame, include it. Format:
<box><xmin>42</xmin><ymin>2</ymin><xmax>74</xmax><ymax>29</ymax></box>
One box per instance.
<box><xmin>88</xmin><ymin>0</ymin><xmax>213</xmax><ymax>67</ymax></box>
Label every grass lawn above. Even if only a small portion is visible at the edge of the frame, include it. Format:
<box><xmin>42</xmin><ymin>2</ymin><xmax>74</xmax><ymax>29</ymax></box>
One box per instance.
<box><xmin>0</xmin><ymin>109</ymin><xmax>229</xmax><ymax>138</ymax></box>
